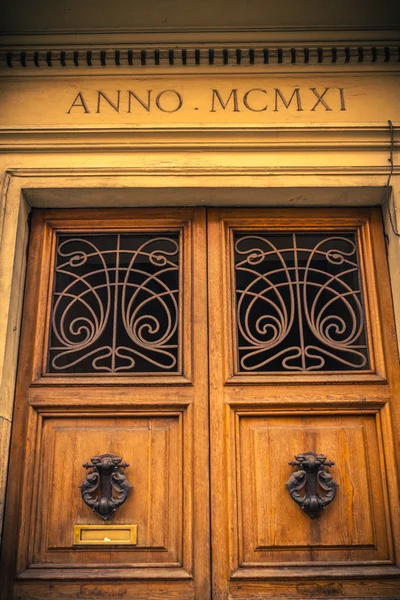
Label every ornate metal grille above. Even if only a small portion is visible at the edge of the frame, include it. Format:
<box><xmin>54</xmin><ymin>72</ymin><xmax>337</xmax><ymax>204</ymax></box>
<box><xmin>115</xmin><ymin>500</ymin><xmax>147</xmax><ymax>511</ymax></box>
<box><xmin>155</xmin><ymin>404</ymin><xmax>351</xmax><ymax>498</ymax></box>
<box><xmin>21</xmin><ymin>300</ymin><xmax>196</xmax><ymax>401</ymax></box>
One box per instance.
<box><xmin>234</xmin><ymin>232</ymin><xmax>369</xmax><ymax>373</ymax></box>
<box><xmin>48</xmin><ymin>233</ymin><xmax>180</xmax><ymax>374</ymax></box>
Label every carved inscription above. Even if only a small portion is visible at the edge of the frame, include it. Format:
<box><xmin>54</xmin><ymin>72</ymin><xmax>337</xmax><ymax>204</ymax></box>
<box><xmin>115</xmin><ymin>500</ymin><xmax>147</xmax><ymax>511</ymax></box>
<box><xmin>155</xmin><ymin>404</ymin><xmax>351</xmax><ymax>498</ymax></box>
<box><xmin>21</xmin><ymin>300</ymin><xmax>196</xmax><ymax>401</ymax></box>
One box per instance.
<box><xmin>67</xmin><ymin>87</ymin><xmax>346</xmax><ymax>114</ymax></box>
<box><xmin>210</xmin><ymin>87</ymin><xmax>346</xmax><ymax>112</ymax></box>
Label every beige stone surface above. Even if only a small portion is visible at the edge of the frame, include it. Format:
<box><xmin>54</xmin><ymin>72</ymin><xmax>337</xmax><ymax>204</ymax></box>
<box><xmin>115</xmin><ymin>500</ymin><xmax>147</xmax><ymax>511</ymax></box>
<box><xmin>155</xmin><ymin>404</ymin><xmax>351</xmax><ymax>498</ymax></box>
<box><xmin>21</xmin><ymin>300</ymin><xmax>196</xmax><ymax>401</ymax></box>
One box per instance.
<box><xmin>0</xmin><ymin>196</ymin><xmax>29</xmax><ymax>421</ymax></box>
<box><xmin>0</xmin><ymin>416</ymin><xmax>11</xmax><ymax>545</ymax></box>
<box><xmin>1</xmin><ymin>73</ymin><xmax>399</xmax><ymax>129</ymax></box>
<box><xmin>383</xmin><ymin>184</ymin><xmax>400</xmax><ymax>353</ymax></box>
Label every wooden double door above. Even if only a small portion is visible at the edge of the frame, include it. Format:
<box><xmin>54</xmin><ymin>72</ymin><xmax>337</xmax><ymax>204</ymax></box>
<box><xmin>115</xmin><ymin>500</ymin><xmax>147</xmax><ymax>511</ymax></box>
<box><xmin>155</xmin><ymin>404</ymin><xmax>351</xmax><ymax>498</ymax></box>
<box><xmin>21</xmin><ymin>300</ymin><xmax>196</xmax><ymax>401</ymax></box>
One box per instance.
<box><xmin>2</xmin><ymin>207</ymin><xmax>400</xmax><ymax>599</ymax></box>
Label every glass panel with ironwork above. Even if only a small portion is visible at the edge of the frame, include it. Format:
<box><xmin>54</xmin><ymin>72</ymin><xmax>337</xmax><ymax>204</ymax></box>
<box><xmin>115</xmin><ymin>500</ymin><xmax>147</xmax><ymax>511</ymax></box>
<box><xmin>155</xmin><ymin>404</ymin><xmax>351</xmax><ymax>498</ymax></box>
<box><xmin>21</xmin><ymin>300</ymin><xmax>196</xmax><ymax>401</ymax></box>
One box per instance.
<box><xmin>48</xmin><ymin>232</ymin><xmax>181</xmax><ymax>374</ymax></box>
<box><xmin>234</xmin><ymin>232</ymin><xmax>369</xmax><ymax>373</ymax></box>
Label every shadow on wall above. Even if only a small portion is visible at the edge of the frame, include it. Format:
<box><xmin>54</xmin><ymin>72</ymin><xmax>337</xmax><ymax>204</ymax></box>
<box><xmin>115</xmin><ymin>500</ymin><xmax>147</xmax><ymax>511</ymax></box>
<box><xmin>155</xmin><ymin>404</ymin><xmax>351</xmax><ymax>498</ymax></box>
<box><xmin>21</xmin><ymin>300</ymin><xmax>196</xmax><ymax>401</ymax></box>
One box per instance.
<box><xmin>1</xmin><ymin>0</ymin><xmax>400</xmax><ymax>33</ymax></box>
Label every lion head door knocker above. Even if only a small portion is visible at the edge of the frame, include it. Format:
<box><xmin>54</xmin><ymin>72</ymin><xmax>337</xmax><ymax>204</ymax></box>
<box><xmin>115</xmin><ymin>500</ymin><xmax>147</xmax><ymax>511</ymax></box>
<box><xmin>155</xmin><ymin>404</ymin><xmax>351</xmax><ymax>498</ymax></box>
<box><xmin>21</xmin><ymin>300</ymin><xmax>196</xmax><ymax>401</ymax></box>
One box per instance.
<box><xmin>79</xmin><ymin>454</ymin><xmax>133</xmax><ymax>521</ymax></box>
<box><xmin>285</xmin><ymin>452</ymin><xmax>338</xmax><ymax>519</ymax></box>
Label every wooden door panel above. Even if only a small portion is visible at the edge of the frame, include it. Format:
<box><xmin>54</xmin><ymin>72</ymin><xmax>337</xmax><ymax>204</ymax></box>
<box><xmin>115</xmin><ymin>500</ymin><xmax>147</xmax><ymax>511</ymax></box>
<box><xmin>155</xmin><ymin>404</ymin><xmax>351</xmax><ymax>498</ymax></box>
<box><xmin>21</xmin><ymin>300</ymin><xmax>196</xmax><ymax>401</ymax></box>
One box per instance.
<box><xmin>33</xmin><ymin>415</ymin><xmax>181</xmax><ymax>565</ymax></box>
<box><xmin>0</xmin><ymin>208</ymin><xmax>210</xmax><ymax>600</ymax></box>
<box><xmin>208</xmin><ymin>208</ymin><xmax>400</xmax><ymax>599</ymax></box>
<box><xmin>236</xmin><ymin>413</ymin><xmax>391</xmax><ymax>565</ymax></box>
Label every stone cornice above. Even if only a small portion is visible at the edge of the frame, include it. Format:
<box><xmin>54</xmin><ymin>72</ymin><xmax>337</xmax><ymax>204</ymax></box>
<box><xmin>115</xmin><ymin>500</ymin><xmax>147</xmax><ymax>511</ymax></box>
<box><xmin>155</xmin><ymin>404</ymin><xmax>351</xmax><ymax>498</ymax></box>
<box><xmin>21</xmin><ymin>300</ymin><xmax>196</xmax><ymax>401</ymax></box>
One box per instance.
<box><xmin>0</xmin><ymin>125</ymin><xmax>398</xmax><ymax>153</ymax></box>
<box><xmin>1</xmin><ymin>26</ymin><xmax>400</xmax><ymax>44</ymax></box>
<box><xmin>1</xmin><ymin>44</ymin><xmax>399</xmax><ymax>71</ymax></box>
<box><xmin>0</xmin><ymin>28</ymin><xmax>399</xmax><ymax>72</ymax></box>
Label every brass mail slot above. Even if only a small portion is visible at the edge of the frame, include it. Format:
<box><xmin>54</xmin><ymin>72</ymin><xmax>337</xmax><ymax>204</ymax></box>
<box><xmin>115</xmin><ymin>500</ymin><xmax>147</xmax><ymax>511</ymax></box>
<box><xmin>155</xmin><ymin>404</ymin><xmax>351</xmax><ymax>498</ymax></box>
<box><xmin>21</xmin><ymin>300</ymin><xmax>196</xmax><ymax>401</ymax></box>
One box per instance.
<box><xmin>74</xmin><ymin>525</ymin><xmax>138</xmax><ymax>546</ymax></box>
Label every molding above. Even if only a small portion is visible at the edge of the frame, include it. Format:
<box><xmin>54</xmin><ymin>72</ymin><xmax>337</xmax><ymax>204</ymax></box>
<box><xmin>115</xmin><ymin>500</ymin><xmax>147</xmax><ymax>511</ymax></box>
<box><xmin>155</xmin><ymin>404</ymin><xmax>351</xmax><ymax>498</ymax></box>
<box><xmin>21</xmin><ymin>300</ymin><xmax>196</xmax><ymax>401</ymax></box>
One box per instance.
<box><xmin>1</xmin><ymin>168</ymin><xmax>393</xmax><ymax>213</ymax></box>
<box><xmin>1</xmin><ymin>28</ymin><xmax>398</xmax><ymax>73</ymax></box>
<box><xmin>7</xmin><ymin>165</ymin><xmax>400</xmax><ymax>179</ymax></box>
<box><xmin>1</xmin><ymin>27</ymin><xmax>400</xmax><ymax>45</ymax></box>
<box><xmin>18</xmin><ymin>566</ymin><xmax>192</xmax><ymax>580</ymax></box>
<box><xmin>0</xmin><ymin>26</ymin><xmax>400</xmax><ymax>70</ymax></box>
<box><xmin>0</xmin><ymin>125</ymin><xmax>398</xmax><ymax>153</ymax></box>
<box><xmin>1</xmin><ymin>42</ymin><xmax>399</xmax><ymax>72</ymax></box>
<box><xmin>230</xmin><ymin>565</ymin><xmax>400</xmax><ymax>580</ymax></box>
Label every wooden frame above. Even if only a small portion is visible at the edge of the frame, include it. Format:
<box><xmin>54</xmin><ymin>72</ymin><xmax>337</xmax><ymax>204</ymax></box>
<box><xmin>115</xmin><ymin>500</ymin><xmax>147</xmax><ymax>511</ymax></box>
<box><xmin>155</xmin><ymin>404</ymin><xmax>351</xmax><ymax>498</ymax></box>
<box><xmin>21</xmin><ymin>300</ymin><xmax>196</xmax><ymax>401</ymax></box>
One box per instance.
<box><xmin>28</xmin><ymin>209</ymin><xmax>196</xmax><ymax>386</ymax></box>
<box><xmin>220</xmin><ymin>208</ymin><xmax>387</xmax><ymax>385</ymax></box>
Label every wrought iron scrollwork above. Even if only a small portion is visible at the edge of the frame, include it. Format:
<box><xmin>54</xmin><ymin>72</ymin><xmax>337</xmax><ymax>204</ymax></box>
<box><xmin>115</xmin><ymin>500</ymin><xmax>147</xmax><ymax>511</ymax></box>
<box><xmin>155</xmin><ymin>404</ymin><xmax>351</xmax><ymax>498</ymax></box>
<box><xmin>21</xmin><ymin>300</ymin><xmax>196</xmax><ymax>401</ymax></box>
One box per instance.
<box><xmin>79</xmin><ymin>453</ymin><xmax>133</xmax><ymax>521</ymax></box>
<box><xmin>285</xmin><ymin>452</ymin><xmax>338</xmax><ymax>519</ymax></box>
<box><xmin>48</xmin><ymin>233</ymin><xmax>180</xmax><ymax>374</ymax></box>
<box><xmin>234</xmin><ymin>232</ymin><xmax>369</xmax><ymax>372</ymax></box>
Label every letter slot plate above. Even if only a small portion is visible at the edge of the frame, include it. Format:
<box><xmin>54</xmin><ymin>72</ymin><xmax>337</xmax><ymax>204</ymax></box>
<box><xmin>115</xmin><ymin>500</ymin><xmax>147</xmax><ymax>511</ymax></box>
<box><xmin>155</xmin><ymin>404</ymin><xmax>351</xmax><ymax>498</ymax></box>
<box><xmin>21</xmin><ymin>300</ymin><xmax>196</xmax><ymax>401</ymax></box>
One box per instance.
<box><xmin>74</xmin><ymin>525</ymin><xmax>138</xmax><ymax>545</ymax></box>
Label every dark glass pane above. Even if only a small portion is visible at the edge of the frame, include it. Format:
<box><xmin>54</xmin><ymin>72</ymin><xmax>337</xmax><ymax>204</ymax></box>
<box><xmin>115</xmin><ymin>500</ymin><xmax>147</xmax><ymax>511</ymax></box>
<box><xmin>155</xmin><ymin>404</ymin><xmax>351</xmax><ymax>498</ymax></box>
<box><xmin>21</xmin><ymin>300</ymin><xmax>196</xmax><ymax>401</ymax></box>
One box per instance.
<box><xmin>48</xmin><ymin>232</ymin><xmax>180</xmax><ymax>374</ymax></box>
<box><xmin>234</xmin><ymin>232</ymin><xmax>369</xmax><ymax>372</ymax></box>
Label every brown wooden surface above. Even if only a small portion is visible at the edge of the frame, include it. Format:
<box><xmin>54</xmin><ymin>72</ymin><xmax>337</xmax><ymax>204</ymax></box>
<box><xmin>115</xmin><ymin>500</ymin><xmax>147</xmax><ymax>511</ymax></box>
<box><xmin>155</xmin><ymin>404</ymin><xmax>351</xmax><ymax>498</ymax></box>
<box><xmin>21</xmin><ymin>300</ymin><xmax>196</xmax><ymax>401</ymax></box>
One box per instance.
<box><xmin>0</xmin><ymin>208</ymin><xmax>210</xmax><ymax>600</ymax></box>
<box><xmin>237</xmin><ymin>413</ymin><xmax>390</xmax><ymax>563</ymax></box>
<box><xmin>2</xmin><ymin>207</ymin><xmax>400</xmax><ymax>599</ymax></box>
<box><xmin>36</xmin><ymin>415</ymin><xmax>182</xmax><ymax>564</ymax></box>
<box><xmin>208</xmin><ymin>207</ymin><xmax>400</xmax><ymax>599</ymax></box>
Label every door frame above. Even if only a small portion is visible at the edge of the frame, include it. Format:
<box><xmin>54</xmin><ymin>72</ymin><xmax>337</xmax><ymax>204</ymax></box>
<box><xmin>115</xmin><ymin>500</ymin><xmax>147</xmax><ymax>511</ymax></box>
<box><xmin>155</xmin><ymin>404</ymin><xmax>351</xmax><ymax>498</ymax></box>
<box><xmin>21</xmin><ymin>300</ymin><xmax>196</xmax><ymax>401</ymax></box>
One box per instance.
<box><xmin>0</xmin><ymin>170</ymin><xmax>399</xmax><ymax>591</ymax></box>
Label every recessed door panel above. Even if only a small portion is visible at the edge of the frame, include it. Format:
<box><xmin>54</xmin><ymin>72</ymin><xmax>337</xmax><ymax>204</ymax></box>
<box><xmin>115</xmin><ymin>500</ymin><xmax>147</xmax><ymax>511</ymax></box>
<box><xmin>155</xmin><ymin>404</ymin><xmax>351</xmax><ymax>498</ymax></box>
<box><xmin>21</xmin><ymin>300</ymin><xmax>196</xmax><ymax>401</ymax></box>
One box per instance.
<box><xmin>237</xmin><ymin>413</ymin><xmax>390</xmax><ymax>565</ymax></box>
<box><xmin>35</xmin><ymin>415</ymin><xmax>181</xmax><ymax>565</ymax></box>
